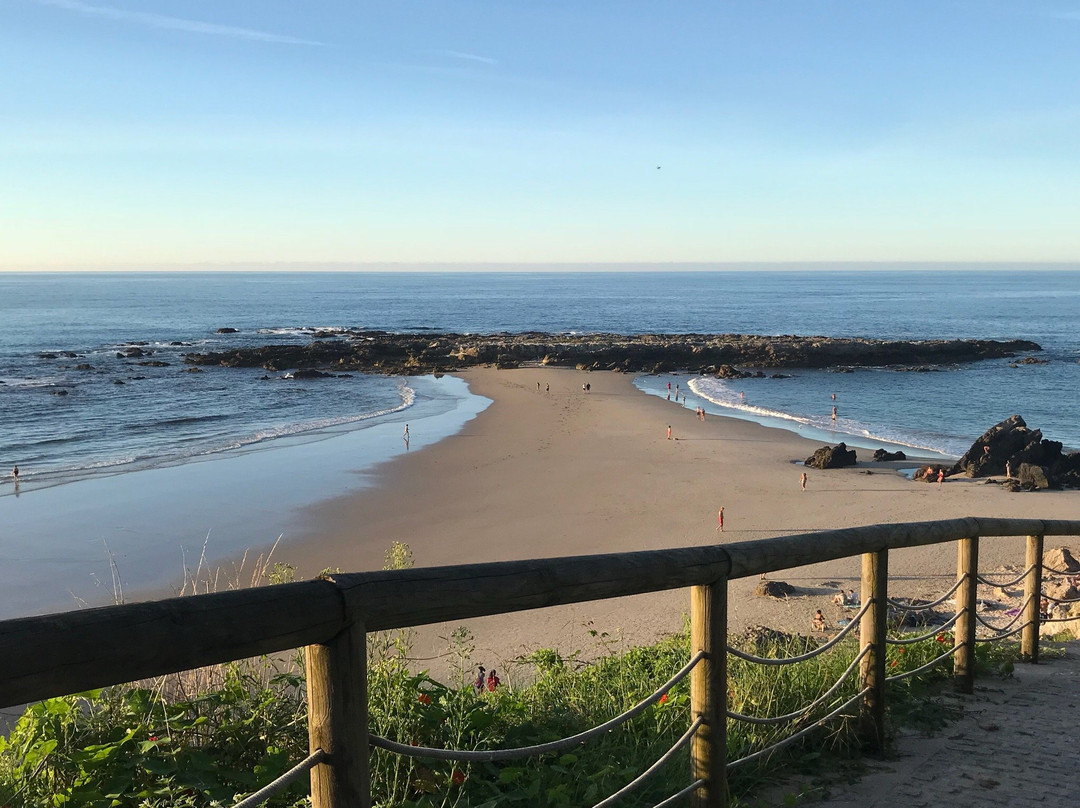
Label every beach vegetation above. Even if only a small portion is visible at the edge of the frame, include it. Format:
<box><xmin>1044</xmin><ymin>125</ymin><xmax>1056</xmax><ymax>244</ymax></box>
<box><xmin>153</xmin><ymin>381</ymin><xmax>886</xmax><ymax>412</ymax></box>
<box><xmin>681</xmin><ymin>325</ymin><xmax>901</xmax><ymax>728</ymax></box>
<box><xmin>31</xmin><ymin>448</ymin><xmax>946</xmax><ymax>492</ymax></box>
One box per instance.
<box><xmin>0</xmin><ymin>546</ymin><xmax>1027</xmax><ymax>806</ymax></box>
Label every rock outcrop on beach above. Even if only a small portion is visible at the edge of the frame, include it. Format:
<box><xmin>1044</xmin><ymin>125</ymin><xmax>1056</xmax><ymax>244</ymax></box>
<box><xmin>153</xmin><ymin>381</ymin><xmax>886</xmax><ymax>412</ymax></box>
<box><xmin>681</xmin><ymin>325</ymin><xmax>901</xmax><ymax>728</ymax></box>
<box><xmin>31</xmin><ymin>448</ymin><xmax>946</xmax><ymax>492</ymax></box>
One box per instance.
<box><xmin>949</xmin><ymin>415</ymin><xmax>1080</xmax><ymax>490</ymax></box>
<box><xmin>181</xmin><ymin>331</ymin><xmax>1040</xmax><ymax>376</ymax></box>
<box><xmin>873</xmin><ymin>449</ymin><xmax>907</xmax><ymax>461</ymax></box>
<box><xmin>805</xmin><ymin>443</ymin><xmax>857</xmax><ymax>469</ymax></box>
<box><xmin>754</xmin><ymin>580</ymin><xmax>797</xmax><ymax>598</ymax></box>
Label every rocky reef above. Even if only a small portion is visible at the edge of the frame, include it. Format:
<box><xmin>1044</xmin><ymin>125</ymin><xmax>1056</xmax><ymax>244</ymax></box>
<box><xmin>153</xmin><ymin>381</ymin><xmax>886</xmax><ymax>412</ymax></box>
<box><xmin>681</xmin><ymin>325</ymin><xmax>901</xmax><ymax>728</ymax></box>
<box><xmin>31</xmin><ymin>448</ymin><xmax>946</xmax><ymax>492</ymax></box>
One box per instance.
<box><xmin>182</xmin><ymin>331</ymin><xmax>1040</xmax><ymax>376</ymax></box>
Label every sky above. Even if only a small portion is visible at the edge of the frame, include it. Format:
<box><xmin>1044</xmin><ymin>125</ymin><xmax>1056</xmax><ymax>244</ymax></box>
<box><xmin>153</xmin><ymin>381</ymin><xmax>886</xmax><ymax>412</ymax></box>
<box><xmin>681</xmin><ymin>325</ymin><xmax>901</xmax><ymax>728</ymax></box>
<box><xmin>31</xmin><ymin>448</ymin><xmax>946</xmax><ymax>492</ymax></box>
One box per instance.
<box><xmin>2</xmin><ymin>0</ymin><xmax>1080</xmax><ymax>268</ymax></box>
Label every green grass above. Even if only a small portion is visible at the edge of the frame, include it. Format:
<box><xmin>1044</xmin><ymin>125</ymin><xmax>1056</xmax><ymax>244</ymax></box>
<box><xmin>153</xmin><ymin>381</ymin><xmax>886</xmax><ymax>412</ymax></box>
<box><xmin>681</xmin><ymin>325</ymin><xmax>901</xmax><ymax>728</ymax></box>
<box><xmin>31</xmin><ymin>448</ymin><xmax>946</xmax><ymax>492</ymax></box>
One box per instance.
<box><xmin>0</xmin><ymin>546</ymin><xmax>1026</xmax><ymax>807</ymax></box>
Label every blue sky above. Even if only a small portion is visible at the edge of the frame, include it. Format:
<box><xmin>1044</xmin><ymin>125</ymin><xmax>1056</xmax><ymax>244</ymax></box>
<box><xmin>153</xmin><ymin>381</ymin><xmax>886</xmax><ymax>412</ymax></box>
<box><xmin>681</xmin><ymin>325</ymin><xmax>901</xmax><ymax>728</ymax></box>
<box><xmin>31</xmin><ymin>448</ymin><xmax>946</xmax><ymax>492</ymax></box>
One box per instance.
<box><xmin>2</xmin><ymin>0</ymin><xmax>1080</xmax><ymax>267</ymax></box>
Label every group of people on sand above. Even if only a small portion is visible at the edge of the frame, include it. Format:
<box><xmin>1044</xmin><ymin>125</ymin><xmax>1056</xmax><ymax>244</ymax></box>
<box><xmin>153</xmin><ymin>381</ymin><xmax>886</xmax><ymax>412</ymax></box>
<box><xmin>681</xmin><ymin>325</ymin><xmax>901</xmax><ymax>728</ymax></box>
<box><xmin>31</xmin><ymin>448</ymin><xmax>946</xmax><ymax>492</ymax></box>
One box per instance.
<box><xmin>831</xmin><ymin>588</ymin><xmax>860</xmax><ymax>607</ymax></box>
<box><xmin>474</xmin><ymin>665</ymin><xmax>500</xmax><ymax>692</ymax></box>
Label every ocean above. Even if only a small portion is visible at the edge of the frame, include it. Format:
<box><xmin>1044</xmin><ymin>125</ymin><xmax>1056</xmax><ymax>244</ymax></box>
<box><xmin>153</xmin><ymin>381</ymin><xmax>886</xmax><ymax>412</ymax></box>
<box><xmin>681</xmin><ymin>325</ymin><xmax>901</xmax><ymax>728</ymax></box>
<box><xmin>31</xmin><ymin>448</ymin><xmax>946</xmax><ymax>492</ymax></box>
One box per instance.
<box><xmin>1</xmin><ymin>269</ymin><xmax>1077</xmax><ymax>618</ymax></box>
<box><xmin>1</xmin><ymin>269</ymin><xmax>1077</xmax><ymax>489</ymax></box>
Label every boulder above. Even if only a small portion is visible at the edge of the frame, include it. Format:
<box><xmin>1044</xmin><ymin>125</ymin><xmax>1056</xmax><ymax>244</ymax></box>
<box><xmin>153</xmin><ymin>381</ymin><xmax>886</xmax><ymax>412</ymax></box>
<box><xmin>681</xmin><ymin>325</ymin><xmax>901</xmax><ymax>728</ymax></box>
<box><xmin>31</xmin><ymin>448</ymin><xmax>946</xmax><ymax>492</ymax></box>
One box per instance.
<box><xmin>1044</xmin><ymin>547</ymin><xmax>1080</xmax><ymax>574</ymax></box>
<box><xmin>716</xmin><ymin>364</ymin><xmax>748</xmax><ymax>379</ymax></box>
<box><xmin>804</xmin><ymin>442</ymin><xmax>857</xmax><ymax>469</ymax></box>
<box><xmin>754</xmin><ymin>580</ymin><xmax>796</xmax><ymax>598</ymax></box>
<box><xmin>873</xmin><ymin>449</ymin><xmax>907</xmax><ymax>461</ymax></box>
<box><xmin>1016</xmin><ymin>463</ymin><xmax>1050</xmax><ymax>490</ymax></box>
<box><xmin>948</xmin><ymin>414</ymin><xmax>1080</xmax><ymax>489</ymax></box>
<box><xmin>1045</xmin><ymin>581</ymin><xmax>1080</xmax><ymax>602</ymax></box>
<box><xmin>216</xmin><ymin>327</ymin><xmax>239</xmax><ymax>334</ymax></box>
<box><xmin>288</xmin><ymin>369</ymin><xmax>333</xmax><ymax>379</ymax></box>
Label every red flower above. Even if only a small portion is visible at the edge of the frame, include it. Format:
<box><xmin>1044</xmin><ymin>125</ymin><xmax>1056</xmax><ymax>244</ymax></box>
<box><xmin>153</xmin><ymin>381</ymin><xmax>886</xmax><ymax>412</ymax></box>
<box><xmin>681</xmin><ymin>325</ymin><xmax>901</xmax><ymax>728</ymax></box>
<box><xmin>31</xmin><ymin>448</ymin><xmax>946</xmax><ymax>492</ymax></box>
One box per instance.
<box><xmin>898</xmin><ymin>648</ymin><xmax>906</xmax><ymax>654</ymax></box>
<box><xmin>658</xmin><ymin>693</ymin><xmax>668</xmax><ymax>704</ymax></box>
<box><xmin>936</xmin><ymin>634</ymin><xmax>947</xmax><ymax>643</ymax></box>
<box><xmin>417</xmin><ymin>693</ymin><xmax>432</xmax><ymax>705</ymax></box>
<box><xmin>451</xmin><ymin>769</ymin><xmax>466</xmax><ymax>785</ymax></box>
<box><xmin>890</xmin><ymin>660</ymin><xmax>898</xmax><ymax>668</ymax></box>
<box><xmin>148</xmin><ymin>735</ymin><xmax>158</xmax><ymax>742</ymax></box>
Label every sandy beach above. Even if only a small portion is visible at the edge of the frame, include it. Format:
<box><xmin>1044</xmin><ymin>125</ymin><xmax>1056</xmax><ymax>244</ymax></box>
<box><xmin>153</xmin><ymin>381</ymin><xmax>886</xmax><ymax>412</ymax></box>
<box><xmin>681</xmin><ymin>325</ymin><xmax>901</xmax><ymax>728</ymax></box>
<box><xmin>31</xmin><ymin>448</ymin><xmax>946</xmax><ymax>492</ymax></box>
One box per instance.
<box><xmin>283</xmin><ymin>367</ymin><xmax>1080</xmax><ymax>683</ymax></box>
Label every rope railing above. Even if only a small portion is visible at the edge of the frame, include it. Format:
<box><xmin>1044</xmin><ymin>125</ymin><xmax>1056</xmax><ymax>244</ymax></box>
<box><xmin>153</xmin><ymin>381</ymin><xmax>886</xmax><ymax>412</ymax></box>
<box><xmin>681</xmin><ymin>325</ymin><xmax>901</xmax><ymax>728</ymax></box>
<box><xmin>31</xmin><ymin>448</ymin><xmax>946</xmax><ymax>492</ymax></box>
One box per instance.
<box><xmin>884</xmin><ymin>643</ymin><xmax>963</xmax><ymax>682</ymax></box>
<box><xmin>975</xmin><ymin>622</ymin><xmax>1032</xmax><ymax>644</ymax></box>
<box><xmin>886</xmin><ymin>611</ymin><xmax>962</xmax><ymax>645</ymax></box>
<box><xmin>727</xmin><ymin>688</ymin><xmax>868</xmax><ymax>771</ymax></box>
<box><xmin>976</xmin><ymin>564</ymin><xmax>1036</xmax><ymax>588</ymax></box>
<box><xmin>727</xmin><ymin>600</ymin><xmax>871</xmax><ymax>666</ymax></box>
<box><xmin>886</xmin><ymin>577</ymin><xmax>964</xmax><ymax>611</ymax></box>
<box><xmin>651</xmin><ymin>778</ymin><xmax>707</xmax><ymax>808</ymax></box>
<box><xmin>974</xmin><ymin>595</ymin><xmax>1032</xmax><ymax>632</ymax></box>
<box><xmin>588</xmin><ymin>717</ymin><xmax>704</xmax><ymax>808</ymax></box>
<box><xmin>370</xmin><ymin>651</ymin><xmax>705</xmax><ymax>762</ymax></box>
<box><xmin>231</xmin><ymin>749</ymin><xmax>326</xmax><ymax>808</ymax></box>
<box><xmin>1042</xmin><ymin>565</ymin><xmax>1080</xmax><ymax>577</ymax></box>
<box><xmin>1041</xmin><ymin>592</ymin><xmax>1080</xmax><ymax>604</ymax></box>
<box><xmin>1039</xmin><ymin>613</ymin><xmax>1080</xmax><ymax>623</ymax></box>
<box><xmin>727</xmin><ymin>645</ymin><xmax>870</xmax><ymax>726</ymax></box>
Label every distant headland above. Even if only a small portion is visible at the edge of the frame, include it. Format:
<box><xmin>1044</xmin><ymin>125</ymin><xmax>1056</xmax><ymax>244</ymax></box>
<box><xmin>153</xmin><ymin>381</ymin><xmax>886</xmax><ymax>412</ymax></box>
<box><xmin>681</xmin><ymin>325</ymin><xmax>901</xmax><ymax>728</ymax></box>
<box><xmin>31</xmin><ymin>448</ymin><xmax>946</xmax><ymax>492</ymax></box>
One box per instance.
<box><xmin>183</xmin><ymin>330</ymin><xmax>1042</xmax><ymax>376</ymax></box>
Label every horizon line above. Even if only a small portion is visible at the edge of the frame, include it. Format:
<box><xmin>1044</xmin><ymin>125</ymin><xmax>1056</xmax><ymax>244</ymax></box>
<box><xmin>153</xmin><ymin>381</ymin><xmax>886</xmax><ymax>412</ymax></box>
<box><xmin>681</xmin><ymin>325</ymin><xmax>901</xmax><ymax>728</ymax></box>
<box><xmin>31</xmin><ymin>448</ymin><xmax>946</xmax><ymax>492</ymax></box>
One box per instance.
<box><xmin>3</xmin><ymin>260</ymin><xmax>1080</xmax><ymax>274</ymax></box>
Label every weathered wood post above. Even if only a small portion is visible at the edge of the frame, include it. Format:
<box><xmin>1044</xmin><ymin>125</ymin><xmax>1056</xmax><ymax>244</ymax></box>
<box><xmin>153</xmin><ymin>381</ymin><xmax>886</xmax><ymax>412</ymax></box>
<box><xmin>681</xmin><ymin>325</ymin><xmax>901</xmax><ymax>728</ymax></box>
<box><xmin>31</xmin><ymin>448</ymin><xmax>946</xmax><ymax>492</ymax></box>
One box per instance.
<box><xmin>1021</xmin><ymin>534</ymin><xmax>1044</xmax><ymax>663</ymax></box>
<box><xmin>307</xmin><ymin>620</ymin><xmax>370</xmax><ymax>808</ymax></box>
<box><xmin>858</xmin><ymin>549</ymin><xmax>888</xmax><ymax>752</ymax></box>
<box><xmin>954</xmin><ymin>537</ymin><xmax>979</xmax><ymax>694</ymax></box>
<box><xmin>690</xmin><ymin>579</ymin><xmax>728</xmax><ymax>808</ymax></box>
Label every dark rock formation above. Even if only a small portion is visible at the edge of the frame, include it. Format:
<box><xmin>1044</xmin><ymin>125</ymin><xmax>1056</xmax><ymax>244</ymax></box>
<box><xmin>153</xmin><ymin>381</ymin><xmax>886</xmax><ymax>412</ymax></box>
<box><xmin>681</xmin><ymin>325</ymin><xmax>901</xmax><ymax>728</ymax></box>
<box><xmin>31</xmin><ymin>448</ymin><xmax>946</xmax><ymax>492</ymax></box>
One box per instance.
<box><xmin>216</xmin><ymin>327</ymin><xmax>239</xmax><ymax>334</ymax></box>
<box><xmin>39</xmin><ymin>352</ymin><xmax>58</xmax><ymax>359</ymax></box>
<box><xmin>949</xmin><ymin>415</ymin><xmax>1080</xmax><ymax>489</ymax></box>
<box><xmin>754</xmin><ymin>580</ymin><xmax>797</xmax><ymax>598</ymax></box>
<box><xmin>914</xmin><ymin>465</ymin><xmax>949</xmax><ymax>482</ymax></box>
<box><xmin>137</xmin><ymin>361</ymin><xmax>170</xmax><ymax>367</ymax></box>
<box><xmin>181</xmin><ymin>332</ymin><xmax>1041</xmax><ymax>377</ymax></box>
<box><xmin>286</xmin><ymin>369</ymin><xmax>333</xmax><ymax>379</ymax></box>
<box><xmin>805</xmin><ymin>443</ymin><xmax>857</xmax><ymax>469</ymax></box>
<box><xmin>74</xmin><ymin>363</ymin><xmax>93</xmax><ymax>371</ymax></box>
<box><xmin>873</xmin><ymin>449</ymin><xmax>907</xmax><ymax>461</ymax></box>
<box><xmin>180</xmin><ymin>367</ymin><xmax>203</xmax><ymax>374</ymax></box>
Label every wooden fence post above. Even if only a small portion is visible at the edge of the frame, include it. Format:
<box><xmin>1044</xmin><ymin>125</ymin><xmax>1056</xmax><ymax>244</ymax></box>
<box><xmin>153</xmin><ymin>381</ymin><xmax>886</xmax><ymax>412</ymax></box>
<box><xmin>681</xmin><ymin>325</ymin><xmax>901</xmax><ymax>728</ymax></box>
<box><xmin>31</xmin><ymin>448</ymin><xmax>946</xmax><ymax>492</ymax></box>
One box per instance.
<box><xmin>690</xmin><ymin>579</ymin><xmax>728</xmax><ymax>808</ymax></box>
<box><xmin>858</xmin><ymin>549</ymin><xmax>888</xmax><ymax>752</ymax></box>
<box><xmin>1021</xmin><ymin>534</ymin><xmax>1044</xmax><ymax>663</ymax></box>
<box><xmin>307</xmin><ymin>620</ymin><xmax>370</xmax><ymax>808</ymax></box>
<box><xmin>954</xmin><ymin>537</ymin><xmax>979</xmax><ymax>694</ymax></box>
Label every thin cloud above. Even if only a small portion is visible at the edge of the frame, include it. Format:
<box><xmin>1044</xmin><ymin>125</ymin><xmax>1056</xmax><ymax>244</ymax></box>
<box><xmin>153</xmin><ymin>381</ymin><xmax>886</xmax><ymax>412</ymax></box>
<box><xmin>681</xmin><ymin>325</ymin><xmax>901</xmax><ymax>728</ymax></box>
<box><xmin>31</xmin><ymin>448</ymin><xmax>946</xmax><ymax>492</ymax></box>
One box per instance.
<box><xmin>31</xmin><ymin>0</ymin><xmax>326</xmax><ymax>45</ymax></box>
<box><xmin>440</xmin><ymin>49</ymin><xmax>498</xmax><ymax>65</ymax></box>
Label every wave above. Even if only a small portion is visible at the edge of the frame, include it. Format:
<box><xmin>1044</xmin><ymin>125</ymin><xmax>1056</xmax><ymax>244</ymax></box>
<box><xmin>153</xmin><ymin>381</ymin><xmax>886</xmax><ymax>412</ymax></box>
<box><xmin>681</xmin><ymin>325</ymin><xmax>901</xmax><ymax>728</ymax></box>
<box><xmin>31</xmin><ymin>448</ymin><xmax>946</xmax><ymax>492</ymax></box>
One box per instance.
<box><xmin>686</xmin><ymin>377</ymin><xmax>956</xmax><ymax>456</ymax></box>
<box><xmin>123</xmin><ymin>413</ymin><xmax>232</xmax><ymax>432</ymax></box>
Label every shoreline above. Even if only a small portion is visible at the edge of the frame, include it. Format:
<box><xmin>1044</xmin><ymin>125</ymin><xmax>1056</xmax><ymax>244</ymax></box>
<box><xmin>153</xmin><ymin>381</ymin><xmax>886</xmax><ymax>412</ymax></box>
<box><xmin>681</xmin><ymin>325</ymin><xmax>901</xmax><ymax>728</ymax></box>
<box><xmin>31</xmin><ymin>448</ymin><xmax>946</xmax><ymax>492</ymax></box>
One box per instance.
<box><xmin>283</xmin><ymin>367</ymin><xmax>1080</xmax><ymax>682</ymax></box>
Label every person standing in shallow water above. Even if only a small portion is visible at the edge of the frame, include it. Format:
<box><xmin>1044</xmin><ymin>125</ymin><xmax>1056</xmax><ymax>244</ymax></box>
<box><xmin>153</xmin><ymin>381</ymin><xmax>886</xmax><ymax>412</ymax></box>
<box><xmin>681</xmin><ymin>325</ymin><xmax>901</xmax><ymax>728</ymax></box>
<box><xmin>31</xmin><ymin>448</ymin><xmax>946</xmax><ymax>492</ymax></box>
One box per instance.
<box><xmin>11</xmin><ymin>465</ymin><xmax>19</xmax><ymax>483</ymax></box>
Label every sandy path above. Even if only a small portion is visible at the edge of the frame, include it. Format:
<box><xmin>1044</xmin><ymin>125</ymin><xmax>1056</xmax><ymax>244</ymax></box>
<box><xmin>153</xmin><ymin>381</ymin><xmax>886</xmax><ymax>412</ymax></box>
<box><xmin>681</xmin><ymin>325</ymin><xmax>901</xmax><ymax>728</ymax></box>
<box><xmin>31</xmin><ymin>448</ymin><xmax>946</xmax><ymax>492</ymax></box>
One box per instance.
<box><xmin>285</xmin><ymin>368</ymin><xmax>1080</xmax><ymax>682</ymax></box>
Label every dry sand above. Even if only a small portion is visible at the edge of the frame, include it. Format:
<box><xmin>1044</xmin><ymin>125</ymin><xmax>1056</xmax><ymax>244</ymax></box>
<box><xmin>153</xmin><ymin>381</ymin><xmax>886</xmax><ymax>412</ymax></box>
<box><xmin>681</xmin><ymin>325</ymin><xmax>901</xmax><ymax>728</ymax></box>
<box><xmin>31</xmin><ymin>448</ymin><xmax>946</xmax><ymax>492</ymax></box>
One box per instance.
<box><xmin>285</xmin><ymin>367</ymin><xmax>1080</xmax><ymax>683</ymax></box>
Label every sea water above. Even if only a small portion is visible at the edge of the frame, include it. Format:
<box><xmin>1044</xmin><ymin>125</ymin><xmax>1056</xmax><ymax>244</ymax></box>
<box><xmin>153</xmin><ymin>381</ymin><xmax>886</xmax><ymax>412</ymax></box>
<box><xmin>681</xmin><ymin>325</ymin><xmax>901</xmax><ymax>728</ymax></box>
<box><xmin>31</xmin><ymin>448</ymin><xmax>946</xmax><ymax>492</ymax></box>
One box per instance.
<box><xmin>1</xmin><ymin>269</ymin><xmax>1076</xmax><ymax>487</ymax></box>
<box><xmin>1</xmin><ymin>269</ymin><xmax>1077</xmax><ymax>616</ymax></box>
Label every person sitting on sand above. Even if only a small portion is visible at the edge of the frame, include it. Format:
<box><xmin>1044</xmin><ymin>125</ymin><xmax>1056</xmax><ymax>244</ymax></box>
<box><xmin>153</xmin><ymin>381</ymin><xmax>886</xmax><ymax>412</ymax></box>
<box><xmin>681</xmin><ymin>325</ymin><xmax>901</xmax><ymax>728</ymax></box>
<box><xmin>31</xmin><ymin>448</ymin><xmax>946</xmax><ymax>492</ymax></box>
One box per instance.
<box><xmin>832</xmin><ymin>589</ymin><xmax>846</xmax><ymax>607</ymax></box>
<box><xmin>812</xmin><ymin>610</ymin><xmax>827</xmax><ymax>632</ymax></box>
<box><xmin>847</xmin><ymin>589</ymin><xmax>859</xmax><ymax>606</ymax></box>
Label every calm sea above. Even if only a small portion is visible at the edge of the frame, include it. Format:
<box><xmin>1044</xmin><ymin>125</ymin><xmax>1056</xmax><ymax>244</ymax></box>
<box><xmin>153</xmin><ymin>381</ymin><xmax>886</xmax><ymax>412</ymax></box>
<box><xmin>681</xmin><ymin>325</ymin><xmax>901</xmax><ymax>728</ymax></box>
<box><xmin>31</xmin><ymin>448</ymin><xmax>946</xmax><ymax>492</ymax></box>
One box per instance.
<box><xmin>1</xmin><ymin>269</ymin><xmax>1078</xmax><ymax>490</ymax></box>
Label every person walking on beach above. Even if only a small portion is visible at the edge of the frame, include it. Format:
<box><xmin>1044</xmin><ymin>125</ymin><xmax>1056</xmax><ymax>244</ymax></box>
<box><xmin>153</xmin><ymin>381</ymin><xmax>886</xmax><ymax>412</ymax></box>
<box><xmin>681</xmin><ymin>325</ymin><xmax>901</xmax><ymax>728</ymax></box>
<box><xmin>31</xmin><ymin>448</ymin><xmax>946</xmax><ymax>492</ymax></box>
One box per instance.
<box><xmin>667</xmin><ymin>425</ymin><xmax>672</xmax><ymax>440</ymax></box>
<box><xmin>937</xmin><ymin>468</ymin><xmax>944</xmax><ymax>486</ymax></box>
<box><xmin>486</xmin><ymin>669</ymin><xmax>500</xmax><ymax>691</ymax></box>
<box><xmin>800</xmin><ymin>472</ymin><xmax>807</xmax><ymax>491</ymax></box>
<box><xmin>11</xmin><ymin>465</ymin><xmax>19</xmax><ymax>483</ymax></box>
<box><xmin>715</xmin><ymin>506</ymin><xmax>724</xmax><ymax>532</ymax></box>
<box><xmin>537</xmin><ymin>381</ymin><xmax>541</xmax><ymax>392</ymax></box>
<box><xmin>545</xmin><ymin>383</ymin><xmax>549</xmax><ymax>393</ymax></box>
<box><xmin>403</xmin><ymin>424</ymin><xmax>410</xmax><ymax>449</ymax></box>
<box><xmin>474</xmin><ymin>666</ymin><xmax>486</xmax><ymax>693</ymax></box>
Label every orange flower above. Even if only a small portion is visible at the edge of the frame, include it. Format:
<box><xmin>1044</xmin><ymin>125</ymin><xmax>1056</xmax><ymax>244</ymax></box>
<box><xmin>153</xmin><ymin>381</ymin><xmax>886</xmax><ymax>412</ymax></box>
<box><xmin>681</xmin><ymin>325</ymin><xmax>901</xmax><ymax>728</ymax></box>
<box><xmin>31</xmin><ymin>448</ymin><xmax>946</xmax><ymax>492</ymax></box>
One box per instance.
<box><xmin>890</xmin><ymin>660</ymin><xmax>898</xmax><ymax>668</ymax></box>
<box><xmin>658</xmin><ymin>693</ymin><xmax>668</xmax><ymax>704</ymax></box>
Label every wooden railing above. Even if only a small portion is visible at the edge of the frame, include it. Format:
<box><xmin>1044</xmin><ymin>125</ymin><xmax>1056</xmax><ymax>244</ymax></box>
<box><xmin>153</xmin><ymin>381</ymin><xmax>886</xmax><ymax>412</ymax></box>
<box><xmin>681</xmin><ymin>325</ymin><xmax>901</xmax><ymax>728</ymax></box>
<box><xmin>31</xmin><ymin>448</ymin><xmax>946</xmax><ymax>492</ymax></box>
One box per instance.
<box><xmin>2</xmin><ymin>516</ymin><xmax>1079</xmax><ymax>807</ymax></box>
